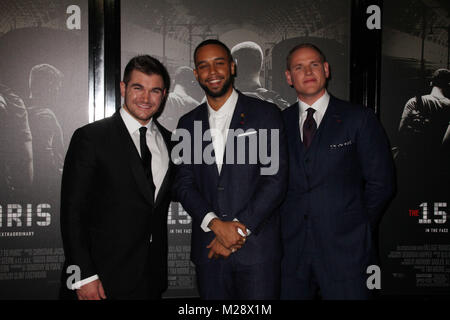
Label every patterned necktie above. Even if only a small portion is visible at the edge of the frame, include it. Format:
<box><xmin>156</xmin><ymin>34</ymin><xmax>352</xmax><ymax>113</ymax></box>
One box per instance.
<box><xmin>139</xmin><ymin>126</ymin><xmax>156</xmax><ymax>193</ymax></box>
<box><xmin>303</xmin><ymin>108</ymin><xmax>317</xmax><ymax>149</ymax></box>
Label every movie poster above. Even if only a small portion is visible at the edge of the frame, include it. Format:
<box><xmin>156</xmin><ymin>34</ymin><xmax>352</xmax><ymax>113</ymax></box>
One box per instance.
<box><xmin>121</xmin><ymin>0</ymin><xmax>351</xmax><ymax>297</ymax></box>
<box><xmin>379</xmin><ymin>0</ymin><xmax>450</xmax><ymax>296</ymax></box>
<box><xmin>0</xmin><ymin>0</ymin><xmax>89</xmax><ymax>299</ymax></box>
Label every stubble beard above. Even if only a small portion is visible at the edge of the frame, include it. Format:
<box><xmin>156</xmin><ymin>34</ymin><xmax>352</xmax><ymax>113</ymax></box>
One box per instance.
<box><xmin>199</xmin><ymin>76</ymin><xmax>234</xmax><ymax>98</ymax></box>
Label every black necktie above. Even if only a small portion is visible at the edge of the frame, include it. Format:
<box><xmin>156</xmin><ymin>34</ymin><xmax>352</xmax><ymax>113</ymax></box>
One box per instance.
<box><xmin>139</xmin><ymin>126</ymin><xmax>156</xmax><ymax>193</ymax></box>
<box><xmin>303</xmin><ymin>108</ymin><xmax>317</xmax><ymax>149</ymax></box>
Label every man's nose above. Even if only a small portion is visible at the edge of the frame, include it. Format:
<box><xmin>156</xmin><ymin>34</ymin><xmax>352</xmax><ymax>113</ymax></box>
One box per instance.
<box><xmin>210</xmin><ymin>63</ymin><xmax>218</xmax><ymax>74</ymax></box>
<box><xmin>142</xmin><ymin>90</ymin><xmax>150</xmax><ymax>102</ymax></box>
<box><xmin>305</xmin><ymin>66</ymin><xmax>312</xmax><ymax>74</ymax></box>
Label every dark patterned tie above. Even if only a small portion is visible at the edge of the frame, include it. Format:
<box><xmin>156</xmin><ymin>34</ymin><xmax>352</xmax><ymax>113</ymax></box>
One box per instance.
<box><xmin>303</xmin><ymin>108</ymin><xmax>317</xmax><ymax>149</ymax></box>
<box><xmin>139</xmin><ymin>126</ymin><xmax>156</xmax><ymax>193</ymax></box>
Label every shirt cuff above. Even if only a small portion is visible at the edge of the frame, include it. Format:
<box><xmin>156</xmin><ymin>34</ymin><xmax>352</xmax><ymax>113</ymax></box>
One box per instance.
<box><xmin>201</xmin><ymin>212</ymin><xmax>219</xmax><ymax>232</ymax></box>
<box><xmin>71</xmin><ymin>274</ymin><xmax>99</xmax><ymax>290</ymax></box>
<box><xmin>233</xmin><ymin>218</ymin><xmax>251</xmax><ymax>236</ymax></box>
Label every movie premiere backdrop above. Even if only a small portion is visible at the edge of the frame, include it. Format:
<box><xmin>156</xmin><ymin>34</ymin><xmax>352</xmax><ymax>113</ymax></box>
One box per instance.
<box><xmin>0</xmin><ymin>0</ymin><xmax>89</xmax><ymax>299</ymax></box>
<box><xmin>0</xmin><ymin>0</ymin><xmax>448</xmax><ymax>299</ymax></box>
<box><xmin>379</xmin><ymin>0</ymin><xmax>450</xmax><ymax>296</ymax></box>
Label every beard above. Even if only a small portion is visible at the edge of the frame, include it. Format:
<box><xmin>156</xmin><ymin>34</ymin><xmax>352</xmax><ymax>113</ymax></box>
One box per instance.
<box><xmin>199</xmin><ymin>75</ymin><xmax>234</xmax><ymax>98</ymax></box>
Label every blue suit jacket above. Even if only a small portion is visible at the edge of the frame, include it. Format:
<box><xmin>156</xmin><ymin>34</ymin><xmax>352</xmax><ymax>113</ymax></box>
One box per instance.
<box><xmin>173</xmin><ymin>92</ymin><xmax>288</xmax><ymax>266</ymax></box>
<box><xmin>280</xmin><ymin>96</ymin><xmax>395</xmax><ymax>280</ymax></box>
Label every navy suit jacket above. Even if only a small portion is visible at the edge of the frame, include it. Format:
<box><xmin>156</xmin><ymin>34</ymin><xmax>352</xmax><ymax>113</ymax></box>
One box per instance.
<box><xmin>173</xmin><ymin>92</ymin><xmax>288</xmax><ymax>266</ymax></box>
<box><xmin>280</xmin><ymin>96</ymin><xmax>395</xmax><ymax>280</ymax></box>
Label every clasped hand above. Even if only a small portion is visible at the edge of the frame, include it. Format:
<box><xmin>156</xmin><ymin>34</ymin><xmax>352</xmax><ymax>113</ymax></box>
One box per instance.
<box><xmin>207</xmin><ymin>219</ymin><xmax>247</xmax><ymax>259</ymax></box>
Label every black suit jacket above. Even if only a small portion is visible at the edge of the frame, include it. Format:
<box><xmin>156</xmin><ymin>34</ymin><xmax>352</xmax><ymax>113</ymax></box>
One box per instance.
<box><xmin>60</xmin><ymin>111</ymin><xmax>173</xmax><ymax>299</ymax></box>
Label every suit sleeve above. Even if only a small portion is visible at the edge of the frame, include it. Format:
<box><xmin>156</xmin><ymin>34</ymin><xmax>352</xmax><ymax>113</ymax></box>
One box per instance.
<box><xmin>172</xmin><ymin>117</ymin><xmax>214</xmax><ymax>225</ymax></box>
<box><xmin>356</xmin><ymin>108</ymin><xmax>395</xmax><ymax>226</ymax></box>
<box><xmin>60</xmin><ymin>128</ymin><xmax>97</xmax><ymax>280</ymax></box>
<box><xmin>236</xmin><ymin>107</ymin><xmax>288</xmax><ymax>235</ymax></box>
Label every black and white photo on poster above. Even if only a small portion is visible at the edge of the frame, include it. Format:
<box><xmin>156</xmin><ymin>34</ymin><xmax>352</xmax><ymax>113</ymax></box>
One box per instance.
<box><xmin>379</xmin><ymin>0</ymin><xmax>450</xmax><ymax>296</ymax></box>
<box><xmin>121</xmin><ymin>0</ymin><xmax>351</xmax><ymax>297</ymax></box>
<box><xmin>0</xmin><ymin>0</ymin><xmax>89</xmax><ymax>299</ymax></box>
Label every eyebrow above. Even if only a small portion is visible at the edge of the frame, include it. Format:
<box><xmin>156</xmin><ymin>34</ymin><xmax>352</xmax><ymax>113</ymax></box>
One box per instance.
<box><xmin>129</xmin><ymin>83</ymin><xmax>164</xmax><ymax>91</ymax></box>
<box><xmin>196</xmin><ymin>57</ymin><xmax>226</xmax><ymax>65</ymax></box>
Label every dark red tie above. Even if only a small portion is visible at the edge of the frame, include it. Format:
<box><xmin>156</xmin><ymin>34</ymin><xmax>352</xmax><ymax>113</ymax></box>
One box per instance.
<box><xmin>303</xmin><ymin>108</ymin><xmax>317</xmax><ymax>149</ymax></box>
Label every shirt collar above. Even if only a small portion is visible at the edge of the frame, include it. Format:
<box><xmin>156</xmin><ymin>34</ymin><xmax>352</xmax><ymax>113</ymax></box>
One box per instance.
<box><xmin>298</xmin><ymin>90</ymin><xmax>330</xmax><ymax>115</ymax></box>
<box><xmin>120</xmin><ymin>106</ymin><xmax>153</xmax><ymax>135</ymax></box>
<box><xmin>207</xmin><ymin>89</ymin><xmax>238</xmax><ymax>119</ymax></box>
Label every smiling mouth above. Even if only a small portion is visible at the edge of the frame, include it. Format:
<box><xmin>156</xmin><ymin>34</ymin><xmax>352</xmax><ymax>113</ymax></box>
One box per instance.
<box><xmin>304</xmin><ymin>79</ymin><xmax>316</xmax><ymax>84</ymax></box>
<box><xmin>137</xmin><ymin>104</ymin><xmax>153</xmax><ymax>109</ymax></box>
<box><xmin>207</xmin><ymin>78</ymin><xmax>223</xmax><ymax>86</ymax></box>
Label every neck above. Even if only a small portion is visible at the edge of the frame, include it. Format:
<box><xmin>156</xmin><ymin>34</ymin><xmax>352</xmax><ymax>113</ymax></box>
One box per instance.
<box><xmin>206</xmin><ymin>87</ymin><xmax>233</xmax><ymax>111</ymax></box>
<box><xmin>235</xmin><ymin>76</ymin><xmax>261</xmax><ymax>91</ymax></box>
<box><xmin>431</xmin><ymin>86</ymin><xmax>445</xmax><ymax>98</ymax></box>
<box><xmin>298</xmin><ymin>89</ymin><xmax>326</xmax><ymax>106</ymax></box>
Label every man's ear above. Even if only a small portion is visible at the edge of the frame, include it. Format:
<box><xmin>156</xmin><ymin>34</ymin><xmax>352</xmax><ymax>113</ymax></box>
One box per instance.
<box><xmin>193</xmin><ymin>68</ymin><xmax>199</xmax><ymax>82</ymax></box>
<box><xmin>231</xmin><ymin>61</ymin><xmax>236</xmax><ymax>77</ymax></box>
<box><xmin>324</xmin><ymin>62</ymin><xmax>330</xmax><ymax>79</ymax></box>
<box><xmin>285</xmin><ymin>70</ymin><xmax>293</xmax><ymax>87</ymax></box>
<box><xmin>120</xmin><ymin>81</ymin><xmax>126</xmax><ymax>97</ymax></box>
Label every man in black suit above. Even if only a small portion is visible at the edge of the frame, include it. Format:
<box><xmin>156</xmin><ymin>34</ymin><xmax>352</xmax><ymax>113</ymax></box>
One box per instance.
<box><xmin>280</xmin><ymin>44</ymin><xmax>395</xmax><ymax>299</ymax></box>
<box><xmin>173</xmin><ymin>39</ymin><xmax>287</xmax><ymax>299</ymax></box>
<box><xmin>60</xmin><ymin>55</ymin><xmax>173</xmax><ymax>300</ymax></box>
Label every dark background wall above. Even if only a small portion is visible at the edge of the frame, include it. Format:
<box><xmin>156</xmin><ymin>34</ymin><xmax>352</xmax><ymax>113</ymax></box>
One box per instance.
<box><xmin>0</xmin><ymin>0</ymin><xmax>448</xmax><ymax>299</ymax></box>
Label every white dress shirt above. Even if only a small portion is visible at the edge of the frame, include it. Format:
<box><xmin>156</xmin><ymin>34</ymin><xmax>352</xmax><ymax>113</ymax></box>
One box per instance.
<box><xmin>71</xmin><ymin>108</ymin><xmax>169</xmax><ymax>290</ymax></box>
<box><xmin>207</xmin><ymin>89</ymin><xmax>239</xmax><ymax>174</ymax></box>
<box><xmin>200</xmin><ymin>90</ymin><xmax>250</xmax><ymax>236</ymax></box>
<box><xmin>120</xmin><ymin>107</ymin><xmax>169</xmax><ymax>198</ymax></box>
<box><xmin>200</xmin><ymin>89</ymin><xmax>238</xmax><ymax>232</ymax></box>
<box><xmin>298</xmin><ymin>90</ymin><xmax>330</xmax><ymax>140</ymax></box>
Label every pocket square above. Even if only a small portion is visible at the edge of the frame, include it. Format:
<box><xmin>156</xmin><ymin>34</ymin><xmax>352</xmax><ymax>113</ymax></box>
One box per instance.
<box><xmin>330</xmin><ymin>140</ymin><xmax>352</xmax><ymax>149</ymax></box>
<box><xmin>237</xmin><ymin>130</ymin><xmax>257</xmax><ymax>137</ymax></box>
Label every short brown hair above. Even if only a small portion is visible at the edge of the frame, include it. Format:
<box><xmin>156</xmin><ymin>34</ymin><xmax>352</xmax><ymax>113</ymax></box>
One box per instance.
<box><xmin>123</xmin><ymin>55</ymin><xmax>170</xmax><ymax>92</ymax></box>
<box><xmin>286</xmin><ymin>43</ymin><xmax>326</xmax><ymax>70</ymax></box>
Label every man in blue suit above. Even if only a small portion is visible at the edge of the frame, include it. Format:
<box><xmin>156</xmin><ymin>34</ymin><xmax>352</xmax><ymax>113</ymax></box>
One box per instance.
<box><xmin>173</xmin><ymin>39</ymin><xmax>287</xmax><ymax>299</ymax></box>
<box><xmin>280</xmin><ymin>43</ymin><xmax>395</xmax><ymax>299</ymax></box>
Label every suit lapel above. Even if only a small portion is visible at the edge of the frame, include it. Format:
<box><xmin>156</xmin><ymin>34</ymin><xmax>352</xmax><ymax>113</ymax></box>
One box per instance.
<box><xmin>112</xmin><ymin>112</ymin><xmax>155</xmax><ymax>206</ymax></box>
<box><xmin>153</xmin><ymin>119</ymin><xmax>172</xmax><ymax>208</ymax></box>
<box><xmin>219</xmin><ymin>93</ymin><xmax>247</xmax><ymax>179</ymax></box>
<box><xmin>310</xmin><ymin>97</ymin><xmax>341</xmax><ymax>173</ymax></box>
<box><xmin>197</xmin><ymin>103</ymin><xmax>220</xmax><ymax>184</ymax></box>
<box><xmin>290</xmin><ymin>102</ymin><xmax>306</xmax><ymax>162</ymax></box>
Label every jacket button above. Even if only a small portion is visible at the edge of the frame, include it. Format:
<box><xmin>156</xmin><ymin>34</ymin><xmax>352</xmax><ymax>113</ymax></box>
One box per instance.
<box><xmin>304</xmin><ymin>215</ymin><xmax>308</xmax><ymax>220</ymax></box>
<box><xmin>218</xmin><ymin>186</ymin><xmax>224</xmax><ymax>191</ymax></box>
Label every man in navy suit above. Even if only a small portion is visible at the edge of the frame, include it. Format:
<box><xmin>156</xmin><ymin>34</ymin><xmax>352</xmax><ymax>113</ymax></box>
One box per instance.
<box><xmin>280</xmin><ymin>43</ymin><xmax>395</xmax><ymax>299</ymax></box>
<box><xmin>173</xmin><ymin>39</ymin><xmax>287</xmax><ymax>299</ymax></box>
